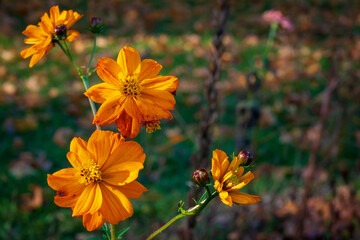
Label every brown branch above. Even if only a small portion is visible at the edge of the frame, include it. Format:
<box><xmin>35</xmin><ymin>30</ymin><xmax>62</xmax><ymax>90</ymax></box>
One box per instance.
<box><xmin>296</xmin><ymin>52</ymin><xmax>340</xmax><ymax>239</ymax></box>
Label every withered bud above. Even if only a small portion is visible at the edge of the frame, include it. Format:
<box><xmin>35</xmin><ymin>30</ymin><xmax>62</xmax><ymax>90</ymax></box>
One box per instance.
<box><xmin>89</xmin><ymin>17</ymin><xmax>104</xmax><ymax>33</ymax></box>
<box><xmin>54</xmin><ymin>24</ymin><xmax>67</xmax><ymax>40</ymax></box>
<box><xmin>192</xmin><ymin>168</ymin><xmax>210</xmax><ymax>187</ymax></box>
<box><xmin>238</xmin><ymin>150</ymin><xmax>254</xmax><ymax>166</ymax></box>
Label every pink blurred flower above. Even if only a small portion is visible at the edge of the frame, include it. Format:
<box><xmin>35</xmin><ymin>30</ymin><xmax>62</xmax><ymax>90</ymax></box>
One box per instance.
<box><xmin>262</xmin><ymin>10</ymin><xmax>294</xmax><ymax>31</ymax></box>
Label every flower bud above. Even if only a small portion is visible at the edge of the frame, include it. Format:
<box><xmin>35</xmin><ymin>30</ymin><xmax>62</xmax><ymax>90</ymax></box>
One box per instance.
<box><xmin>238</xmin><ymin>150</ymin><xmax>254</xmax><ymax>166</ymax></box>
<box><xmin>89</xmin><ymin>17</ymin><xmax>104</xmax><ymax>33</ymax></box>
<box><xmin>54</xmin><ymin>24</ymin><xmax>67</xmax><ymax>40</ymax></box>
<box><xmin>192</xmin><ymin>168</ymin><xmax>210</xmax><ymax>187</ymax></box>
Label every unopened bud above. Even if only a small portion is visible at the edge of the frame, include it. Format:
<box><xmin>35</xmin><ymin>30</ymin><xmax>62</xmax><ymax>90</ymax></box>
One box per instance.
<box><xmin>238</xmin><ymin>150</ymin><xmax>254</xmax><ymax>166</ymax></box>
<box><xmin>192</xmin><ymin>168</ymin><xmax>210</xmax><ymax>187</ymax></box>
<box><xmin>54</xmin><ymin>24</ymin><xmax>67</xmax><ymax>40</ymax></box>
<box><xmin>89</xmin><ymin>17</ymin><xmax>104</xmax><ymax>33</ymax></box>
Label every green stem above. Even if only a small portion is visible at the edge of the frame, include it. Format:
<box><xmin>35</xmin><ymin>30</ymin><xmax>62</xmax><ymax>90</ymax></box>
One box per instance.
<box><xmin>111</xmin><ymin>224</ymin><xmax>118</xmax><ymax>240</ymax></box>
<box><xmin>146</xmin><ymin>191</ymin><xmax>218</xmax><ymax>240</ymax></box>
<box><xmin>263</xmin><ymin>22</ymin><xmax>278</xmax><ymax>60</ymax></box>
<box><xmin>57</xmin><ymin>40</ymin><xmax>100</xmax><ymax>130</ymax></box>
<box><xmin>87</xmin><ymin>33</ymin><xmax>97</xmax><ymax>76</ymax></box>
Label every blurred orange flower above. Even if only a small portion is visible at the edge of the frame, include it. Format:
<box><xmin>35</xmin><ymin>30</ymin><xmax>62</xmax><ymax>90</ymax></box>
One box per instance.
<box><xmin>21</xmin><ymin>5</ymin><xmax>82</xmax><ymax>67</ymax></box>
<box><xmin>85</xmin><ymin>46</ymin><xmax>178</xmax><ymax>138</ymax></box>
<box><xmin>211</xmin><ymin>149</ymin><xmax>260</xmax><ymax>207</ymax></box>
<box><xmin>47</xmin><ymin>130</ymin><xmax>147</xmax><ymax>231</ymax></box>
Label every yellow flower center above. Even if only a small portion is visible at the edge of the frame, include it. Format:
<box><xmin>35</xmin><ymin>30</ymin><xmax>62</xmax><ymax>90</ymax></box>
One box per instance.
<box><xmin>144</xmin><ymin>120</ymin><xmax>161</xmax><ymax>133</ymax></box>
<box><xmin>223</xmin><ymin>174</ymin><xmax>240</xmax><ymax>190</ymax></box>
<box><xmin>122</xmin><ymin>75</ymin><xmax>141</xmax><ymax>97</ymax></box>
<box><xmin>79</xmin><ymin>161</ymin><xmax>102</xmax><ymax>185</ymax></box>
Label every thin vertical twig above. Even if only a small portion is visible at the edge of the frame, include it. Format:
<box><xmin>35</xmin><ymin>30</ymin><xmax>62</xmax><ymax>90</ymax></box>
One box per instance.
<box><xmin>296</xmin><ymin>51</ymin><xmax>339</xmax><ymax>238</ymax></box>
<box><xmin>198</xmin><ymin>0</ymin><xmax>229</xmax><ymax>169</ymax></box>
<box><xmin>185</xmin><ymin>0</ymin><xmax>229</xmax><ymax>239</ymax></box>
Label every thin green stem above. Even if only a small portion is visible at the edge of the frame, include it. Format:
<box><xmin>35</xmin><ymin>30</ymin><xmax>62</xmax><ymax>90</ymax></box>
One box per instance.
<box><xmin>146</xmin><ymin>191</ymin><xmax>219</xmax><ymax>240</ymax></box>
<box><xmin>87</xmin><ymin>33</ymin><xmax>97</xmax><ymax>75</ymax></box>
<box><xmin>111</xmin><ymin>224</ymin><xmax>118</xmax><ymax>240</ymax></box>
<box><xmin>263</xmin><ymin>22</ymin><xmax>278</xmax><ymax>60</ymax></box>
<box><xmin>56</xmin><ymin>40</ymin><xmax>100</xmax><ymax>130</ymax></box>
<box><xmin>146</xmin><ymin>214</ymin><xmax>185</xmax><ymax>240</ymax></box>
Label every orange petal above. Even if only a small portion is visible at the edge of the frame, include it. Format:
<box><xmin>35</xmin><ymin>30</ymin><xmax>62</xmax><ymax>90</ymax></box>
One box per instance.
<box><xmin>219</xmin><ymin>190</ymin><xmax>233</xmax><ymax>207</ymax></box>
<box><xmin>93</xmin><ymin>94</ymin><xmax>126</xmax><ymax>126</ymax></box>
<box><xmin>116</xmin><ymin>112</ymin><xmax>141</xmax><ymax>139</ymax></box>
<box><xmin>29</xmin><ymin>49</ymin><xmax>47</xmax><ymax>68</ymax></box>
<box><xmin>40</xmin><ymin>12</ymin><xmax>53</xmax><ymax>33</ymax></box>
<box><xmin>108</xmin><ymin>131</ymin><xmax>123</xmax><ymax>153</ymax></box>
<box><xmin>141</xmin><ymin>89</ymin><xmax>176</xmax><ymax>110</ymax></box>
<box><xmin>96</xmin><ymin>57</ymin><xmax>122</xmax><ymax>87</ymax></box>
<box><xmin>66</xmin><ymin>30</ymin><xmax>80</xmax><ymax>42</ymax></box>
<box><xmin>213</xmin><ymin>149</ymin><xmax>229</xmax><ymax>180</ymax></box>
<box><xmin>211</xmin><ymin>151</ymin><xmax>221</xmax><ymax>181</ymax></box>
<box><xmin>99</xmin><ymin>183</ymin><xmax>133</xmax><ymax>223</ymax></box>
<box><xmin>101</xmin><ymin>141</ymin><xmax>145</xmax><ymax>171</ymax></box>
<box><xmin>84</xmin><ymin>83</ymin><xmax>119</xmax><ymax>103</ymax></box>
<box><xmin>133</xmin><ymin>97</ymin><xmax>173</xmax><ymax>121</ymax></box>
<box><xmin>87</xmin><ymin>130</ymin><xmax>111</xmax><ymax>168</ymax></box>
<box><xmin>73</xmin><ymin>183</ymin><xmax>102</xmax><ymax>216</ymax></box>
<box><xmin>69</xmin><ymin>137</ymin><xmax>93</xmax><ymax>167</ymax></box>
<box><xmin>229</xmin><ymin>192</ymin><xmax>261</xmax><ymax>205</ymax></box>
<box><xmin>102</xmin><ymin>161</ymin><xmax>144</xmax><ymax>186</ymax></box>
<box><xmin>141</xmin><ymin>76</ymin><xmax>178</xmax><ymax>92</ymax></box>
<box><xmin>82</xmin><ymin>211</ymin><xmax>105</xmax><ymax>231</ymax></box>
<box><xmin>50</xmin><ymin>5</ymin><xmax>60</xmax><ymax>23</ymax></box>
<box><xmin>123</xmin><ymin>97</ymin><xmax>144</xmax><ymax>121</ymax></box>
<box><xmin>47</xmin><ymin>168</ymin><xmax>85</xmax><ymax>208</ymax></box>
<box><xmin>138</xmin><ymin>59</ymin><xmax>162</xmax><ymax>81</ymax></box>
<box><xmin>117</xmin><ymin>46</ymin><xmax>141</xmax><ymax>76</ymax></box>
<box><xmin>228</xmin><ymin>156</ymin><xmax>240</xmax><ymax>172</ymax></box>
<box><xmin>118</xmin><ymin>181</ymin><xmax>147</xmax><ymax>199</ymax></box>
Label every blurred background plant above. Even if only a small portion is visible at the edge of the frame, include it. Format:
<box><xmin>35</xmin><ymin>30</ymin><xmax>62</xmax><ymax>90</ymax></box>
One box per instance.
<box><xmin>0</xmin><ymin>0</ymin><xmax>360</xmax><ymax>239</ymax></box>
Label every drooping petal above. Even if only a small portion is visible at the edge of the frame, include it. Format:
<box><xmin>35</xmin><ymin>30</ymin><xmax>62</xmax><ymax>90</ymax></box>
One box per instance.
<box><xmin>101</xmin><ymin>141</ymin><xmax>145</xmax><ymax>171</ymax></box>
<box><xmin>123</xmin><ymin>97</ymin><xmax>143</xmax><ymax>121</ymax></box>
<box><xmin>116</xmin><ymin>46</ymin><xmax>141</xmax><ymax>76</ymax></box>
<box><xmin>141</xmin><ymin>76</ymin><xmax>178</xmax><ymax>92</ymax></box>
<box><xmin>229</xmin><ymin>192</ymin><xmax>261</xmax><ymax>205</ymax></box>
<box><xmin>115</xmin><ymin>112</ymin><xmax>141</xmax><ymax>139</ymax></box>
<box><xmin>93</xmin><ymin>94</ymin><xmax>126</xmax><ymax>126</ymax></box>
<box><xmin>73</xmin><ymin>183</ymin><xmax>102</xmax><ymax>216</ymax></box>
<box><xmin>96</xmin><ymin>57</ymin><xmax>122</xmax><ymax>87</ymax></box>
<box><xmin>219</xmin><ymin>190</ymin><xmax>233</xmax><ymax>207</ymax></box>
<box><xmin>99</xmin><ymin>183</ymin><xmax>133</xmax><ymax>224</ymax></box>
<box><xmin>102</xmin><ymin>161</ymin><xmax>144</xmax><ymax>186</ymax></box>
<box><xmin>82</xmin><ymin>211</ymin><xmax>106</xmax><ymax>231</ymax></box>
<box><xmin>138</xmin><ymin>59</ymin><xmax>162</xmax><ymax>81</ymax></box>
<box><xmin>29</xmin><ymin>49</ymin><xmax>46</xmax><ymax>68</ymax></box>
<box><xmin>87</xmin><ymin>130</ymin><xmax>111</xmax><ymax>168</ymax></box>
<box><xmin>118</xmin><ymin>181</ymin><xmax>147</xmax><ymax>199</ymax></box>
<box><xmin>84</xmin><ymin>83</ymin><xmax>119</xmax><ymax>103</ymax></box>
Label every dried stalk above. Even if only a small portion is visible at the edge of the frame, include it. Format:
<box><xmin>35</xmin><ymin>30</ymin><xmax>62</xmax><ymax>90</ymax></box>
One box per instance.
<box><xmin>296</xmin><ymin>54</ymin><xmax>339</xmax><ymax>238</ymax></box>
<box><xmin>184</xmin><ymin>0</ymin><xmax>229</xmax><ymax>239</ymax></box>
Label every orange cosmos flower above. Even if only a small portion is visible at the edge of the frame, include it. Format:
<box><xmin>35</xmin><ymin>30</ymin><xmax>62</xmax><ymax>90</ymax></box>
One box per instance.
<box><xmin>47</xmin><ymin>130</ymin><xmax>147</xmax><ymax>231</ymax></box>
<box><xmin>211</xmin><ymin>149</ymin><xmax>261</xmax><ymax>207</ymax></box>
<box><xmin>21</xmin><ymin>5</ymin><xmax>82</xmax><ymax>67</ymax></box>
<box><xmin>84</xmin><ymin>46</ymin><xmax>178</xmax><ymax>138</ymax></box>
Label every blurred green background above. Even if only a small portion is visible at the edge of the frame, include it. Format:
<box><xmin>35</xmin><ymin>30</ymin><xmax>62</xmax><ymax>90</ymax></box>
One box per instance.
<box><xmin>1</xmin><ymin>0</ymin><xmax>359</xmax><ymax>239</ymax></box>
